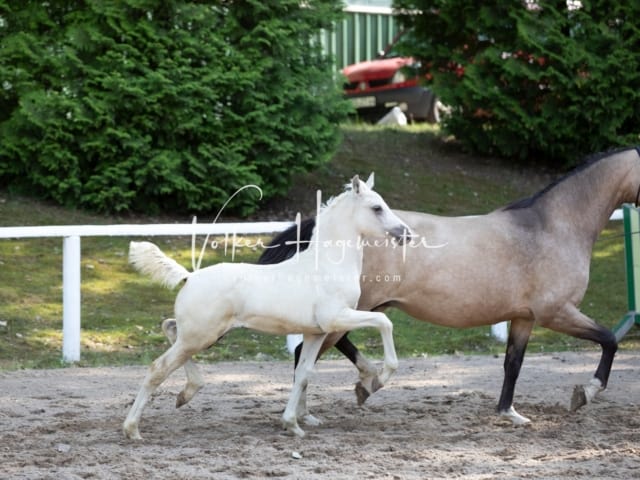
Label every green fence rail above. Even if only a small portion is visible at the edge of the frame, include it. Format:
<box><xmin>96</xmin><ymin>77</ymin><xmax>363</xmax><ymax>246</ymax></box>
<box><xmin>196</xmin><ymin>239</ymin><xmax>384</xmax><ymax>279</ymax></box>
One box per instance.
<box><xmin>614</xmin><ymin>203</ymin><xmax>640</xmax><ymax>341</ymax></box>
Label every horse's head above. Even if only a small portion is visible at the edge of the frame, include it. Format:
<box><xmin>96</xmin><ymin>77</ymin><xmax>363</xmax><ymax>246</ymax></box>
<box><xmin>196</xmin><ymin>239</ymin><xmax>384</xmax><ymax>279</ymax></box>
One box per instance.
<box><xmin>350</xmin><ymin>173</ymin><xmax>413</xmax><ymax>245</ymax></box>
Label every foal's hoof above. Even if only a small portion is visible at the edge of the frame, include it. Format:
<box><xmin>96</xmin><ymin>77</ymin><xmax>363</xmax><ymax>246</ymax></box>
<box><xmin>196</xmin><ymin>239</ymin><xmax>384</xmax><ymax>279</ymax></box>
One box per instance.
<box><xmin>302</xmin><ymin>414</ymin><xmax>322</xmax><ymax>427</ymax></box>
<box><xmin>283</xmin><ymin>421</ymin><xmax>306</xmax><ymax>438</ymax></box>
<box><xmin>570</xmin><ymin>384</ymin><xmax>587</xmax><ymax>412</ymax></box>
<box><xmin>123</xmin><ymin>422</ymin><xmax>143</xmax><ymax>441</ymax></box>
<box><xmin>176</xmin><ymin>392</ymin><xmax>188</xmax><ymax>409</ymax></box>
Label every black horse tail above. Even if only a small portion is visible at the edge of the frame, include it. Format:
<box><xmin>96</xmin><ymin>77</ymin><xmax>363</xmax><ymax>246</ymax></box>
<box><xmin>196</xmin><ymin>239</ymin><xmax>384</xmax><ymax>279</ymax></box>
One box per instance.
<box><xmin>257</xmin><ymin>217</ymin><xmax>316</xmax><ymax>264</ymax></box>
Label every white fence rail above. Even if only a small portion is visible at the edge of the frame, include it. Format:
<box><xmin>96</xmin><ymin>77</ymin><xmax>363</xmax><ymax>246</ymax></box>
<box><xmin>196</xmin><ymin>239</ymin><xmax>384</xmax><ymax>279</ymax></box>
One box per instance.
<box><xmin>0</xmin><ymin>209</ymin><xmax>625</xmax><ymax>362</ymax></box>
<box><xmin>0</xmin><ymin>221</ymin><xmax>293</xmax><ymax>362</ymax></box>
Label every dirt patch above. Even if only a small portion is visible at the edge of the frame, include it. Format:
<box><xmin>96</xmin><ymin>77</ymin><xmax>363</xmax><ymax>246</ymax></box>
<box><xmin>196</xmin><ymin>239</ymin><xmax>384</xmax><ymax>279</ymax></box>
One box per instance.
<box><xmin>2</xmin><ymin>351</ymin><xmax>640</xmax><ymax>479</ymax></box>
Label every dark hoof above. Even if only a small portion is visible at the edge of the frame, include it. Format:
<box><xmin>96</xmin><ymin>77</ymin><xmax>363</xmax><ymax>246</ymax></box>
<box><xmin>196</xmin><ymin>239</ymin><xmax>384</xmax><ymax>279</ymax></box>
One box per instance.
<box><xmin>371</xmin><ymin>376</ymin><xmax>383</xmax><ymax>393</ymax></box>
<box><xmin>355</xmin><ymin>382</ymin><xmax>370</xmax><ymax>406</ymax></box>
<box><xmin>176</xmin><ymin>393</ymin><xmax>187</xmax><ymax>409</ymax></box>
<box><xmin>570</xmin><ymin>385</ymin><xmax>587</xmax><ymax>412</ymax></box>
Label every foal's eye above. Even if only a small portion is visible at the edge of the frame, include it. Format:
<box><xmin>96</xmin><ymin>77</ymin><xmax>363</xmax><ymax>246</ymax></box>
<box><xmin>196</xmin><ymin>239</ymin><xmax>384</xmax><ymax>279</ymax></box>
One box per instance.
<box><xmin>372</xmin><ymin>205</ymin><xmax>383</xmax><ymax>214</ymax></box>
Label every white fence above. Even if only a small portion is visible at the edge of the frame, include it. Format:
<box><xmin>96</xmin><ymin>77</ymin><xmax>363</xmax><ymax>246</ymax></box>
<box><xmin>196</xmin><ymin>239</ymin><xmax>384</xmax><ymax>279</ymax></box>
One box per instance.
<box><xmin>0</xmin><ymin>208</ymin><xmax>624</xmax><ymax>362</ymax></box>
<box><xmin>0</xmin><ymin>222</ymin><xmax>293</xmax><ymax>362</ymax></box>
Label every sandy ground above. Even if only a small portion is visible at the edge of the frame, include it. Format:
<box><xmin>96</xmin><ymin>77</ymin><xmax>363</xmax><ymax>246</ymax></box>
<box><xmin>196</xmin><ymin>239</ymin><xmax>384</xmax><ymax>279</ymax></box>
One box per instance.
<box><xmin>1</xmin><ymin>351</ymin><xmax>640</xmax><ymax>480</ymax></box>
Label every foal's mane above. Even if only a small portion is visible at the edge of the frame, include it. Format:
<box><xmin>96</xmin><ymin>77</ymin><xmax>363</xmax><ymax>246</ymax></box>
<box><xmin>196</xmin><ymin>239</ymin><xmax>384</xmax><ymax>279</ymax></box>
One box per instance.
<box><xmin>503</xmin><ymin>146</ymin><xmax>636</xmax><ymax>211</ymax></box>
<box><xmin>316</xmin><ymin>182</ymin><xmax>355</xmax><ymax>217</ymax></box>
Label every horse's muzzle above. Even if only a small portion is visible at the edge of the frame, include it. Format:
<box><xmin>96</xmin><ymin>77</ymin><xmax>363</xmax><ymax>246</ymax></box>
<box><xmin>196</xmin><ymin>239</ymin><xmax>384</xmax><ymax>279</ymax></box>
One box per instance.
<box><xmin>388</xmin><ymin>226</ymin><xmax>415</xmax><ymax>246</ymax></box>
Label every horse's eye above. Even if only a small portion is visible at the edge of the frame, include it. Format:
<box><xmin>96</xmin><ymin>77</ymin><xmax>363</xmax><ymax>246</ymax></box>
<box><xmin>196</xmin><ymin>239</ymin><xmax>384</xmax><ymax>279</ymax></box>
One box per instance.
<box><xmin>372</xmin><ymin>205</ymin><xmax>383</xmax><ymax>214</ymax></box>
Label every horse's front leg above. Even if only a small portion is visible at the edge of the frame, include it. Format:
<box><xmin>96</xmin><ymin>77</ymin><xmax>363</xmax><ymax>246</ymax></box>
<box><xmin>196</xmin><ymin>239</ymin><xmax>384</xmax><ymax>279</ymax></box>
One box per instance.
<box><xmin>282</xmin><ymin>333</ymin><xmax>327</xmax><ymax>438</ymax></box>
<box><xmin>497</xmin><ymin>317</ymin><xmax>534</xmax><ymax>425</ymax></box>
<box><xmin>541</xmin><ymin>304</ymin><xmax>617</xmax><ymax>411</ymax></box>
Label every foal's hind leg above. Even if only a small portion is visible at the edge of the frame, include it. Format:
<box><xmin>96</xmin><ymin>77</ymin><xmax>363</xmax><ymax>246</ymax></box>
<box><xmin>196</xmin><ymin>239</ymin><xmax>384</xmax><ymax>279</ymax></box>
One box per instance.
<box><xmin>162</xmin><ymin>319</ymin><xmax>205</xmax><ymax>408</ymax></box>
<box><xmin>542</xmin><ymin>304</ymin><xmax>617</xmax><ymax>411</ymax></box>
<box><xmin>123</xmin><ymin>340</ymin><xmax>198</xmax><ymax>440</ymax></box>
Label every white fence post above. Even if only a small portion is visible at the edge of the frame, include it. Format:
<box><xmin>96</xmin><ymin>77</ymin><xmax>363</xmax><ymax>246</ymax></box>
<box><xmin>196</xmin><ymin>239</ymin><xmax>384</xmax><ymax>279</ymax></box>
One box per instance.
<box><xmin>62</xmin><ymin>235</ymin><xmax>81</xmax><ymax>363</ymax></box>
<box><xmin>491</xmin><ymin>321</ymin><xmax>509</xmax><ymax>343</ymax></box>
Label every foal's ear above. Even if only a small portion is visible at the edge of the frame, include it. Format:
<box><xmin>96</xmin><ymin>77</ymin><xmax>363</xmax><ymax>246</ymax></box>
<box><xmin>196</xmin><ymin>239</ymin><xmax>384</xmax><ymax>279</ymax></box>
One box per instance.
<box><xmin>351</xmin><ymin>174</ymin><xmax>361</xmax><ymax>194</ymax></box>
<box><xmin>365</xmin><ymin>172</ymin><xmax>375</xmax><ymax>189</ymax></box>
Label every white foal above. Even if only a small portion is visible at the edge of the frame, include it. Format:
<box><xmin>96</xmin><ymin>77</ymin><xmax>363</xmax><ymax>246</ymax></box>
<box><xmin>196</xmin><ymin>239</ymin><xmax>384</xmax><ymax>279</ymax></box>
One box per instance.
<box><xmin>123</xmin><ymin>174</ymin><xmax>412</xmax><ymax>440</ymax></box>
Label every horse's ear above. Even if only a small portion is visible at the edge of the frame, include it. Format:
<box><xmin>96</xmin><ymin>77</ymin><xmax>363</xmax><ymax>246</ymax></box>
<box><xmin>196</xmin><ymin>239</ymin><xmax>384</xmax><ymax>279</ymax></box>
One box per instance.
<box><xmin>351</xmin><ymin>174</ymin><xmax>361</xmax><ymax>194</ymax></box>
<box><xmin>365</xmin><ymin>172</ymin><xmax>375</xmax><ymax>189</ymax></box>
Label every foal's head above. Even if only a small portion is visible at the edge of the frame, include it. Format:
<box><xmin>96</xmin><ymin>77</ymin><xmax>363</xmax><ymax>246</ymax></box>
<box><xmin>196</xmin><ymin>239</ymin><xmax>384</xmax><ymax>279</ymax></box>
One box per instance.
<box><xmin>347</xmin><ymin>173</ymin><xmax>412</xmax><ymax>244</ymax></box>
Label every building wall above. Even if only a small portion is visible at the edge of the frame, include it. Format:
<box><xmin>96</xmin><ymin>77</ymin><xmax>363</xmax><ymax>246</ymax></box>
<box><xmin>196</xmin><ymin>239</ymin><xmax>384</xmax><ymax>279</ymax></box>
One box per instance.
<box><xmin>318</xmin><ymin>2</ymin><xmax>401</xmax><ymax>70</ymax></box>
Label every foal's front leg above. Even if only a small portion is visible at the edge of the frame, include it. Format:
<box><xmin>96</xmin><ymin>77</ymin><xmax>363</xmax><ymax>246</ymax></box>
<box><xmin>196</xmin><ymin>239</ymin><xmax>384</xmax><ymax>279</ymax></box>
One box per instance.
<box><xmin>293</xmin><ymin>332</ymin><xmax>380</xmax><ymax>405</ymax></box>
<box><xmin>281</xmin><ymin>333</ymin><xmax>327</xmax><ymax>438</ymax></box>
<box><xmin>327</xmin><ymin>334</ymin><xmax>382</xmax><ymax>405</ymax></box>
<box><xmin>327</xmin><ymin>309</ymin><xmax>398</xmax><ymax>387</ymax></box>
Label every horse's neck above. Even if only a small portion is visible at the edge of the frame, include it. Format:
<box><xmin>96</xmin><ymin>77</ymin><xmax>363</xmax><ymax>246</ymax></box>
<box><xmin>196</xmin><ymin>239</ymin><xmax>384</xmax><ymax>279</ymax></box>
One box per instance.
<box><xmin>538</xmin><ymin>149</ymin><xmax>640</xmax><ymax>239</ymax></box>
<box><xmin>306</xmin><ymin>205</ymin><xmax>364</xmax><ymax>273</ymax></box>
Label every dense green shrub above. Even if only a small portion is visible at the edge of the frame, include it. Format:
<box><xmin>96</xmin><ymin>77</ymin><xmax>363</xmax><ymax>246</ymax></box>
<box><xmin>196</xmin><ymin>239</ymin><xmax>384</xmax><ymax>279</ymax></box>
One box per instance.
<box><xmin>0</xmin><ymin>0</ymin><xmax>350</xmax><ymax>214</ymax></box>
<box><xmin>394</xmin><ymin>0</ymin><xmax>640</xmax><ymax>165</ymax></box>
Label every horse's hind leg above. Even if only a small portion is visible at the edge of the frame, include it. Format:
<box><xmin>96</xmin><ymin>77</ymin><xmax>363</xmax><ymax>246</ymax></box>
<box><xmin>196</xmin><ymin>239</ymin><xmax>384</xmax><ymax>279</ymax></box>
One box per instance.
<box><xmin>543</xmin><ymin>304</ymin><xmax>617</xmax><ymax>411</ymax></box>
<box><xmin>497</xmin><ymin>317</ymin><xmax>535</xmax><ymax>425</ymax></box>
<box><xmin>162</xmin><ymin>319</ymin><xmax>205</xmax><ymax>408</ymax></box>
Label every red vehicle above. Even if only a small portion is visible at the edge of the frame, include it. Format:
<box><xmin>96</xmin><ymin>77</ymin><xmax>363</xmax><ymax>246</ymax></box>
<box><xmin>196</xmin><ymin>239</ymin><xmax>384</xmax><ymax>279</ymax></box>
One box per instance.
<box><xmin>342</xmin><ymin>37</ymin><xmax>439</xmax><ymax>123</ymax></box>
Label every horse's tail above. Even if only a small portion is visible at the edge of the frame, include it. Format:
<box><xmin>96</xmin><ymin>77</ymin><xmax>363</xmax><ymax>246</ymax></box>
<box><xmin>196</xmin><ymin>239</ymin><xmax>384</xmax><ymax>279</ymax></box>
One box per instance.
<box><xmin>129</xmin><ymin>241</ymin><xmax>190</xmax><ymax>289</ymax></box>
<box><xmin>257</xmin><ymin>217</ymin><xmax>316</xmax><ymax>264</ymax></box>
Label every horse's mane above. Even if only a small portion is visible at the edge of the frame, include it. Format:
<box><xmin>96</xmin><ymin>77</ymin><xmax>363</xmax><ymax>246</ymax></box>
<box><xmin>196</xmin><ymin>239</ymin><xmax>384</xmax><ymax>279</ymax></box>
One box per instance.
<box><xmin>503</xmin><ymin>146</ymin><xmax>636</xmax><ymax>211</ymax></box>
<box><xmin>257</xmin><ymin>217</ymin><xmax>316</xmax><ymax>264</ymax></box>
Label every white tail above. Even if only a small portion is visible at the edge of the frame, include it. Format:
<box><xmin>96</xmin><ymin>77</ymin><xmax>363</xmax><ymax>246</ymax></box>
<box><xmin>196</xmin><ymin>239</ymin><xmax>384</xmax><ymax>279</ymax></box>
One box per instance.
<box><xmin>129</xmin><ymin>241</ymin><xmax>190</xmax><ymax>289</ymax></box>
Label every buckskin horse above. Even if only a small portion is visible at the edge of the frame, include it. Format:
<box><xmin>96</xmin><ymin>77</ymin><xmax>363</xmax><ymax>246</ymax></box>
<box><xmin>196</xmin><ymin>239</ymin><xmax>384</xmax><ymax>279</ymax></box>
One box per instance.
<box><xmin>258</xmin><ymin>147</ymin><xmax>640</xmax><ymax>425</ymax></box>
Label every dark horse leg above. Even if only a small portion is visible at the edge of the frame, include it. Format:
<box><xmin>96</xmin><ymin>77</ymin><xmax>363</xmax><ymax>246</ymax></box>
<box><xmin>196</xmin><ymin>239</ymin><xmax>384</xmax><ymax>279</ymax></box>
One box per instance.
<box><xmin>496</xmin><ymin>317</ymin><xmax>535</xmax><ymax>424</ymax></box>
<box><xmin>547</xmin><ymin>305</ymin><xmax>618</xmax><ymax>411</ymax></box>
<box><xmin>294</xmin><ymin>333</ymin><xmax>382</xmax><ymax>405</ymax></box>
<box><xmin>497</xmin><ymin>306</ymin><xmax>617</xmax><ymax>424</ymax></box>
<box><xmin>294</xmin><ymin>334</ymin><xmax>358</xmax><ymax>367</ymax></box>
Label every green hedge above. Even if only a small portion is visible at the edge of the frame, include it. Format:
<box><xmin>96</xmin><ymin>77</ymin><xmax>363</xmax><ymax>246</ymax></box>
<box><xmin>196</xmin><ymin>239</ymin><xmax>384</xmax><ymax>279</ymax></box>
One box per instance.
<box><xmin>394</xmin><ymin>0</ymin><xmax>640</xmax><ymax>165</ymax></box>
<box><xmin>0</xmin><ymin>0</ymin><xmax>350</xmax><ymax>214</ymax></box>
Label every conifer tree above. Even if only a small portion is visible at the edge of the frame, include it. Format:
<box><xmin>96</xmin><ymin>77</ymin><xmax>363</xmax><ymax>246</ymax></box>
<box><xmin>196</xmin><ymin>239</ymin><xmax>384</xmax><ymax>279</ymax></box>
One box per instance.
<box><xmin>0</xmin><ymin>1</ymin><xmax>349</xmax><ymax>213</ymax></box>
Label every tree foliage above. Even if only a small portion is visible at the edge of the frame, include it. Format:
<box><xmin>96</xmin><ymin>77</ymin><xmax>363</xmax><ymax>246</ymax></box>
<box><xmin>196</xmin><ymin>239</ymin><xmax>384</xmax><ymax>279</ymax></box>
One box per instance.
<box><xmin>0</xmin><ymin>0</ymin><xmax>350</xmax><ymax>214</ymax></box>
<box><xmin>394</xmin><ymin>0</ymin><xmax>640</xmax><ymax>165</ymax></box>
